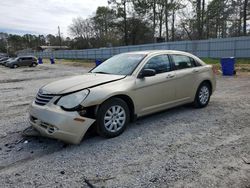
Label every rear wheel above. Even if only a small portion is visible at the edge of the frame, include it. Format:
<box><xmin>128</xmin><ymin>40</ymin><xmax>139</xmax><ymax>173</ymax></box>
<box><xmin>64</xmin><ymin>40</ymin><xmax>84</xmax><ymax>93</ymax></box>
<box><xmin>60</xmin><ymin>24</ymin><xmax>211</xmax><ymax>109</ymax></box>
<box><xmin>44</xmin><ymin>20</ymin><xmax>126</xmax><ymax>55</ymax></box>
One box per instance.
<box><xmin>30</xmin><ymin>62</ymin><xmax>37</xmax><ymax>67</ymax></box>
<box><xmin>194</xmin><ymin>82</ymin><xmax>211</xmax><ymax>108</ymax></box>
<box><xmin>96</xmin><ymin>98</ymin><xmax>130</xmax><ymax>138</ymax></box>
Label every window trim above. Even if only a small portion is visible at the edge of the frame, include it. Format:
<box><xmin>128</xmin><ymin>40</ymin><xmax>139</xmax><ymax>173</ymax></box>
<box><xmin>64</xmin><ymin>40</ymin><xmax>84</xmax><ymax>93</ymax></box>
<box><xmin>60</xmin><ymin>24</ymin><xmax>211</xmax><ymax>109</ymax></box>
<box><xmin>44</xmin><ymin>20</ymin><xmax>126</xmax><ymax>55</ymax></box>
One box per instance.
<box><xmin>169</xmin><ymin>54</ymin><xmax>198</xmax><ymax>71</ymax></box>
<box><xmin>139</xmin><ymin>54</ymin><xmax>173</xmax><ymax>76</ymax></box>
<box><xmin>191</xmin><ymin>57</ymin><xmax>202</xmax><ymax>67</ymax></box>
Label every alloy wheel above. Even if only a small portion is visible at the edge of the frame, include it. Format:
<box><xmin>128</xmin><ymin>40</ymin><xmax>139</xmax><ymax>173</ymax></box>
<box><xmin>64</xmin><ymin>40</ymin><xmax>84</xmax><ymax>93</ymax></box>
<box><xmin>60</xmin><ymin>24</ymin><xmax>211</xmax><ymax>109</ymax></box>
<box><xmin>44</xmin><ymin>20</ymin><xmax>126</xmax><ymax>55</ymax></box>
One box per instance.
<box><xmin>199</xmin><ymin>86</ymin><xmax>209</xmax><ymax>105</ymax></box>
<box><xmin>104</xmin><ymin>105</ymin><xmax>126</xmax><ymax>133</ymax></box>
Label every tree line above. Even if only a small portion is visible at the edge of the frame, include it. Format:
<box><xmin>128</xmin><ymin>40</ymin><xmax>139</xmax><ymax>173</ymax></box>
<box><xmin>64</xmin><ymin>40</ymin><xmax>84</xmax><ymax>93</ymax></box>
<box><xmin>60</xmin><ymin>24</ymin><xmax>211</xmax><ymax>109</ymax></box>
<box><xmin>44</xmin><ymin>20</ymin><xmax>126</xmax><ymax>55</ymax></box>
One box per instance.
<box><xmin>0</xmin><ymin>0</ymin><xmax>249</xmax><ymax>54</ymax></box>
<box><xmin>0</xmin><ymin>33</ymin><xmax>72</xmax><ymax>55</ymax></box>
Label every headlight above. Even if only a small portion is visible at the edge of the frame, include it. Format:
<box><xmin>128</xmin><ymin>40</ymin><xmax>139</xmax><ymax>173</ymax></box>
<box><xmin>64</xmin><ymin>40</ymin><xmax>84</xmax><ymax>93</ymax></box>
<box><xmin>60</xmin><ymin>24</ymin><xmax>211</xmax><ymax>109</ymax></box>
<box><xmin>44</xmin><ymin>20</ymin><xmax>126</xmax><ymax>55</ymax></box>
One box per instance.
<box><xmin>56</xmin><ymin>89</ymin><xmax>89</xmax><ymax>110</ymax></box>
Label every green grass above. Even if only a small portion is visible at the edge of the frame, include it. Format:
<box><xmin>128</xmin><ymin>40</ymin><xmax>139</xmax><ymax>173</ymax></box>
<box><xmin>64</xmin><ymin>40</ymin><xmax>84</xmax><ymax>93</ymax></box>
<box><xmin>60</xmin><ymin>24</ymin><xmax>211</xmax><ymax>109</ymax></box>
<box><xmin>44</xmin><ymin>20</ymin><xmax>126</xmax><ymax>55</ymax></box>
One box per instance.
<box><xmin>202</xmin><ymin>58</ymin><xmax>250</xmax><ymax>64</ymax></box>
<box><xmin>59</xmin><ymin>59</ymin><xmax>95</xmax><ymax>63</ymax></box>
<box><xmin>42</xmin><ymin>58</ymin><xmax>94</xmax><ymax>64</ymax></box>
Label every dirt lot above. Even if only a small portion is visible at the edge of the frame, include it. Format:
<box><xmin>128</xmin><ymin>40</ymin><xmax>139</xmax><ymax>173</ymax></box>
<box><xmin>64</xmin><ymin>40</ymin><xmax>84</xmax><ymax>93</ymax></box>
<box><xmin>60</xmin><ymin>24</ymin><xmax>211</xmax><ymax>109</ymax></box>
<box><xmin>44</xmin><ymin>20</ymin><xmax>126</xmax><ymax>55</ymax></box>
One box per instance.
<box><xmin>0</xmin><ymin>63</ymin><xmax>249</xmax><ymax>188</ymax></box>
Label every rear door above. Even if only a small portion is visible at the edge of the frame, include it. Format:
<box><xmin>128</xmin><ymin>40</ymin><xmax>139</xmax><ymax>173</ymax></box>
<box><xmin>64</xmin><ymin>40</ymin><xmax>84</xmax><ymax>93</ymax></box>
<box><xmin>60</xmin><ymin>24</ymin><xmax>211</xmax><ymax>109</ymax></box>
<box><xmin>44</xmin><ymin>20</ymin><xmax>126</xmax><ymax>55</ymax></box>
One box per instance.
<box><xmin>170</xmin><ymin>54</ymin><xmax>200</xmax><ymax>101</ymax></box>
<box><xmin>134</xmin><ymin>54</ymin><xmax>176</xmax><ymax>116</ymax></box>
<box><xmin>25</xmin><ymin>57</ymin><xmax>33</xmax><ymax>66</ymax></box>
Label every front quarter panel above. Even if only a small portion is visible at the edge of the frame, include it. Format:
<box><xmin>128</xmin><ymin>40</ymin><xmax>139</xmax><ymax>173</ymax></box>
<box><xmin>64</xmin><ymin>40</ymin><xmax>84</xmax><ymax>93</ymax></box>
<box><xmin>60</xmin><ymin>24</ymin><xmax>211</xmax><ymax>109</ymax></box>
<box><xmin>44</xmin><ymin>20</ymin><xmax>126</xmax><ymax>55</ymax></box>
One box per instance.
<box><xmin>82</xmin><ymin>76</ymin><xmax>136</xmax><ymax>108</ymax></box>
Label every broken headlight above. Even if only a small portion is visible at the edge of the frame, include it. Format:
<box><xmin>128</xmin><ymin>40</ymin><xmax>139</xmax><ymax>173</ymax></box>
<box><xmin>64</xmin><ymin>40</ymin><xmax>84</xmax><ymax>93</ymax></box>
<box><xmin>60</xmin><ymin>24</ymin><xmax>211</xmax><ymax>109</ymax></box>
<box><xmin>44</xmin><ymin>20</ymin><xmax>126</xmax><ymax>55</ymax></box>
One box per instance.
<box><xmin>56</xmin><ymin>89</ymin><xmax>89</xmax><ymax>110</ymax></box>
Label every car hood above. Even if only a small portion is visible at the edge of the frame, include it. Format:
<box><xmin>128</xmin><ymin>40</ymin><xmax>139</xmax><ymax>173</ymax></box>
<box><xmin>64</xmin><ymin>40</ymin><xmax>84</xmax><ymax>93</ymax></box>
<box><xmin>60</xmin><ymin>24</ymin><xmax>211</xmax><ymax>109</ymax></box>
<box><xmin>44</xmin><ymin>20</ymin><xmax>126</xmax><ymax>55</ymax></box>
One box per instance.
<box><xmin>6</xmin><ymin>59</ymin><xmax>15</xmax><ymax>63</ymax></box>
<box><xmin>41</xmin><ymin>73</ymin><xmax>126</xmax><ymax>94</ymax></box>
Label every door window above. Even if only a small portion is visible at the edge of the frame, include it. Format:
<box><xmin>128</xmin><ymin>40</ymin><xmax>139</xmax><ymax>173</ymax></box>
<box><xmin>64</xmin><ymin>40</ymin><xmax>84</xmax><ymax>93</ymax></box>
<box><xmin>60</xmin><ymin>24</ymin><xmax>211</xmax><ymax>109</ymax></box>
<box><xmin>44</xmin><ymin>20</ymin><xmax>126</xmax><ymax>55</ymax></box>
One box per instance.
<box><xmin>143</xmin><ymin>55</ymin><xmax>171</xmax><ymax>74</ymax></box>
<box><xmin>171</xmin><ymin>55</ymin><xmax>196</xmax><ymax>70</ymax></box>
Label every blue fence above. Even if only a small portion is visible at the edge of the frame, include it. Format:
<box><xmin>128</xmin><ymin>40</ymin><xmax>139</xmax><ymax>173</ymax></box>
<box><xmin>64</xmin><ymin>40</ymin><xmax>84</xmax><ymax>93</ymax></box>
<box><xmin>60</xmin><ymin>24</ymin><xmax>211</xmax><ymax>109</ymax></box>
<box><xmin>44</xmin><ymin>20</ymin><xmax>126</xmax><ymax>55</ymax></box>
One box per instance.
<box><xmin>17</xmin><ymin>36</ymin><xmax>250</xmax><ymax>59</ymax></box>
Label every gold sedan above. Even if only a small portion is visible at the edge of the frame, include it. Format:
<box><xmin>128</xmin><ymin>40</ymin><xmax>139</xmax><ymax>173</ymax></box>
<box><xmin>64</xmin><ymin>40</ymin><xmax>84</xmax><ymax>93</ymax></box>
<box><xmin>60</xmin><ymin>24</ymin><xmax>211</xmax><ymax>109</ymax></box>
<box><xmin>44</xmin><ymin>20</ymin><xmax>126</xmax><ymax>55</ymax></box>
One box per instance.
<box><xmin>27</xmin><ymin>50</ymin><xmax>216</xmax><ymax>144</ymax></box>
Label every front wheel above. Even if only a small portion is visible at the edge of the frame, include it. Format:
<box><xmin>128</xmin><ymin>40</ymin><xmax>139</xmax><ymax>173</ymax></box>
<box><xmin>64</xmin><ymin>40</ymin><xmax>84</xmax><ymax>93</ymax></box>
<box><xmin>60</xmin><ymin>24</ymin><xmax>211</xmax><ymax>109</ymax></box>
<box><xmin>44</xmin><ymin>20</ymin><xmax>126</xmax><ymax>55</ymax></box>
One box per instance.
<box><xmin>96</xmin><ymin>98</ymin><xmax>130</xmax><ymax>138</ymax></box>
<box><xmin>193</xmin><ymin>82</ymin><xmax>211</xmax><ymax>108</ymax></box>
<box><xmin>12</xmin><ymin>64</ymin><xmax>18</xmax><ymax>69</ymax></box>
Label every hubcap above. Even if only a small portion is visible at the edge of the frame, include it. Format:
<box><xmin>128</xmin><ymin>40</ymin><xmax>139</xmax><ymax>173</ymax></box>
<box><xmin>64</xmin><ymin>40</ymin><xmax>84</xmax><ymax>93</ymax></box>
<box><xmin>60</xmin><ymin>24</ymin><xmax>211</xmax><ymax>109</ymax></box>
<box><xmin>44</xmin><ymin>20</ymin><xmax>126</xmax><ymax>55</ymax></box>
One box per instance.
<box><xmin>104</xmin><ymin>105</ymin><xmax>126</xmax><ymax>133</ymax></box>
<box><xmin>199</xmin><ymin>86</ymin><xmax>209</xmax><ymax>105</ymax></box>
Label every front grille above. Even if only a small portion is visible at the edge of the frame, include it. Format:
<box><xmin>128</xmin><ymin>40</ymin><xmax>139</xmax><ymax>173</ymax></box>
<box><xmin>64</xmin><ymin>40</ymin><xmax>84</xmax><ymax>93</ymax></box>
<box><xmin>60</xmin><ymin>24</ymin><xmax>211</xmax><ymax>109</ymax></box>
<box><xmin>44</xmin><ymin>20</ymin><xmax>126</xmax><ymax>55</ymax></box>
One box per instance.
<box><xmin>35</xmin><ymin>92</ymin><xmax>54</xmax><ymax>106</ymax></box>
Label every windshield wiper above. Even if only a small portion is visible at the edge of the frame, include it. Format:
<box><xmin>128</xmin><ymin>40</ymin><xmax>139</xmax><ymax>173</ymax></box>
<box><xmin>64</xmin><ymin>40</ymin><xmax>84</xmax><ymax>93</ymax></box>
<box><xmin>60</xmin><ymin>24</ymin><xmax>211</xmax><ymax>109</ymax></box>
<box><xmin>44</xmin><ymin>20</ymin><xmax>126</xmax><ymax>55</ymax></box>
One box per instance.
<box><xmin>92</xmin><ymin>71</ymin><xmax>110</xmax><ymax>74</ymax></box>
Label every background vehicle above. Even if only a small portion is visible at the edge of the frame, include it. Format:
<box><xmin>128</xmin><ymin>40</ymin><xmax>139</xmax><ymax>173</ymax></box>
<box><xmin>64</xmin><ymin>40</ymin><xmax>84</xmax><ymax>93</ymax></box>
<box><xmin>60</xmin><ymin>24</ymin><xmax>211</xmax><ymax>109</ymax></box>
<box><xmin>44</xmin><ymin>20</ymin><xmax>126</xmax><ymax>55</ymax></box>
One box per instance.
<box><xmin>28</xmin><ymin>50</ymin><xmax>216</xmax><ymax>144</ymax></box>
<box><xmin>0</xmin><ymin>57</ymin><xmax>10</xmax><ymax>65</ymax></box>
<box><xmin>6</xmin><ymin>56</ymin><xmax>37</xmax><ymax>68</ymax></box>
<box><xmin>2</xmin><ymin>57</ymin><xmax>15</xmax><ymax>66</ymax></box>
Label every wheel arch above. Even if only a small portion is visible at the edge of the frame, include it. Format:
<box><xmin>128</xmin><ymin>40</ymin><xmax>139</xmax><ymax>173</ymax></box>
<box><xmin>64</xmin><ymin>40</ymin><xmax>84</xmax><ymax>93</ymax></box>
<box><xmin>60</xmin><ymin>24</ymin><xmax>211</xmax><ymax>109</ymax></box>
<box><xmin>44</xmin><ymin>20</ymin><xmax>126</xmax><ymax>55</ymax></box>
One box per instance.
<box><xmin>99</xmin><ymin>94</ymin><xmax>136</xmax><ymax>122</ymax></box>
<box><xmin>199</xmin><ymin>80</ymin><xmax>212</xmax><ymax>93</ymax></box>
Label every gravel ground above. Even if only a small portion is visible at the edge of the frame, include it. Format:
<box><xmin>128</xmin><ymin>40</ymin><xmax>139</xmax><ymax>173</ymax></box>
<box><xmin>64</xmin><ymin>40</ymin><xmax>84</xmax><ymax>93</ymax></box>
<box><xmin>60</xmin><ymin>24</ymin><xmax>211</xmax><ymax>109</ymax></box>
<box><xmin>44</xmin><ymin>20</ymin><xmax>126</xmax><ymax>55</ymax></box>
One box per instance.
<box><xmin>0</xmin><ymin>64</ymin><xmax>249</xmax><ymax>188</ymax></box>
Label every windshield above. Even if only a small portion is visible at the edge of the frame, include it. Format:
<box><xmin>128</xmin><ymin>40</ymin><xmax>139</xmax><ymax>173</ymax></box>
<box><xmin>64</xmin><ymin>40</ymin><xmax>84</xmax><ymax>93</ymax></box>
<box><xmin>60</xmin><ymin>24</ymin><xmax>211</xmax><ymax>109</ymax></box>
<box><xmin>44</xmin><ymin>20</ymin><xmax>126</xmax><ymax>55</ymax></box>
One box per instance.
<box><xmin>8</xmin><ymin>58</ymin><xmax>15</xmax><ymax>61</ymax></box>
<box><xmin>91</xmin><ymin>53</ymin><xmax>146</xmax><ymax>75</ymax></box>
<box><xmin>0</xmin><ymin>57</ymin><xmax>8</xmax><ymax>60</ymax></box>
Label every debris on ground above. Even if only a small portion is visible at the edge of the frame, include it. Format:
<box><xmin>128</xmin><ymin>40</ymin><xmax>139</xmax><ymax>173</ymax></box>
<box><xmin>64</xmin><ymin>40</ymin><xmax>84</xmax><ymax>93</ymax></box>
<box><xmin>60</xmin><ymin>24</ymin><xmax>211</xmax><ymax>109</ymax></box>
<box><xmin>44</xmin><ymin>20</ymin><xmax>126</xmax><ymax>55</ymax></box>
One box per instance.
<box><xmin>60</xmin><ymin>171</ymin><xmax>65</xmax><ymax>175</ymax></box>
<box><xmin>22</xmin><ymin>126</ymin><xmax>40</xmax><ymax>137</ymax></box>
<box><xmin>242</xmin><ymin>157</ymin><xmax>250</xmax><ymax>164</ymax></box>
<box><xmin>24</xmin><ymin>140</ymin><xmax>29</xmax><ymax>144</ymax></box>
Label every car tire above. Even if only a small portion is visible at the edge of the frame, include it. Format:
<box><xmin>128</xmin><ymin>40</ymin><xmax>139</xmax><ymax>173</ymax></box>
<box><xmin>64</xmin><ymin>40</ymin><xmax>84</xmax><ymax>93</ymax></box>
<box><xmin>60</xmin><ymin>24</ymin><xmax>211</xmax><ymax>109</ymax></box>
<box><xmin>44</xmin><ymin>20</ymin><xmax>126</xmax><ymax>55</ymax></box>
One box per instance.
<box><xmin>96</xmin><ymin>98</ymin><xmax>130</xmax><ymax>138</ymax></box>
<box><xmin>13</xmin><ymin>64</ymin><xmax>18</xmax><ymax>69</ymax></box>
<box><xmin>30</xmin><ymin>63</ymin><xmax>37</xmax><ymax>67</ymax></box>
<box><xmin>193</xmin><ymin>82</ymin><xmax>211</xmax><ymax>108</ymax></box>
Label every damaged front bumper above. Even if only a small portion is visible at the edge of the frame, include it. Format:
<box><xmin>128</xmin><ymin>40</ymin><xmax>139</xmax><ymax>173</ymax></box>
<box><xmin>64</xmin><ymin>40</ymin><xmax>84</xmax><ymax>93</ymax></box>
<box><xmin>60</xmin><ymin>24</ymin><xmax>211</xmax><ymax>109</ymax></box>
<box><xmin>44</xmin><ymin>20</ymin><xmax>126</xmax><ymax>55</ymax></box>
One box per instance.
<box><xmin>28</xmin><ymin>102</ymin><xmax>95</xmax><ymax>144</ymax></box>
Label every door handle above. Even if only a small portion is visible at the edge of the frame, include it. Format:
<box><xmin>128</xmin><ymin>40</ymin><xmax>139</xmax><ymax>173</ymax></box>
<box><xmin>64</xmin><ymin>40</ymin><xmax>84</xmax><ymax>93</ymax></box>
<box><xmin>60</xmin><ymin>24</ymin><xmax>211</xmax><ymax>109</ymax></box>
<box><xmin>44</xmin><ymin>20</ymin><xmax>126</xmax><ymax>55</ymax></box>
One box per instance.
<box><xmin>166</xmin><ymin>74</ymin><xmax>175</xmax><ymax>78</ymax></box>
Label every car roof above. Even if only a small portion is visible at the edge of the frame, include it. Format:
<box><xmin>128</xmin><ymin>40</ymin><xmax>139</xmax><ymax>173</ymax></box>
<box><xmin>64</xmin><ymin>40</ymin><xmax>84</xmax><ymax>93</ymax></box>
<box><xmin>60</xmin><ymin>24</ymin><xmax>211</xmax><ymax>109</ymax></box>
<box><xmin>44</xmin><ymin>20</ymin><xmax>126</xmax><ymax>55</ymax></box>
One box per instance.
<box><xmin>124</xmin><ymin>50</ymin><xmax>195</xmax><ymax>56</ymax></box>
<box><xmin>124</xmin><ymin>50</ymin><xmax>206</xmax><ymax>65</ymax></box>
<box><xmin>18</xmin><ymin>56</ymin><xmax>36</xmax><ymax>58</ymax></box>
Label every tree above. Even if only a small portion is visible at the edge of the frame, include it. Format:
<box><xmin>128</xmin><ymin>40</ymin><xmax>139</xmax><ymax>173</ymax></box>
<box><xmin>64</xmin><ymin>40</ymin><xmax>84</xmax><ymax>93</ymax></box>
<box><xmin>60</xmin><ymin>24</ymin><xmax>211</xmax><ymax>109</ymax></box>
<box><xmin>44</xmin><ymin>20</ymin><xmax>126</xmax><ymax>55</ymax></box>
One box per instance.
<box><xmin>46</xmin><ymin>34</ymin><xmax>57</xmax><ymax>46</ymax></box>
<box><xmin>205</xmin><ymin>0</ymin><xmax>229</xmax><ymax>38</ymax></box>
<box><xmin>94</xmin><ymin>7</ymin><xmax>116</xmax><ymax>38</ymax></box>
<box><xmin>108</xmin><ymin>0</ymin><xmax>132</xmax><ymax>45</ymax></box>
<box><xmin>243</xmin><ymin>0</ymin><xmax>249</xmax><ymax>35</ymax></box>
<box><xmin>125</xmin><ymin>17</ymin><xmax>153</xmax><ymax>45</ymax></box>
<box><xmin>92</xmin><ymin>6</ymin><xmax>119</xmax><ymax>46</ymax></box>
<box><xmin>68</xmin><ymin>17</ymin><xmax>95</xmax><ymax>48</ymax></box>
<box><xmin>192</xmin><ymin>0</ymin><xmax>206</xmax><ymax>39</ymax></box>
<box><xmin>0</xmin><ymin>32</ymin><xmax>8</xmax><ymax>53</ymax></box>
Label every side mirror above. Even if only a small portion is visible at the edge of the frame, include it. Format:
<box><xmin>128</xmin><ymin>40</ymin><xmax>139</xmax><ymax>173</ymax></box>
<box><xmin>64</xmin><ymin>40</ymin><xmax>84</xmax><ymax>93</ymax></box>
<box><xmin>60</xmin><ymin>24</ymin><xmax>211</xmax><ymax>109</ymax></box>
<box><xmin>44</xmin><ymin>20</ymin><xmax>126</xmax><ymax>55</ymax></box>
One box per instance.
<box><xmin>138</xmin><ymin>69</ymin><xmax>156</xmax><ymax>78</ymax></box>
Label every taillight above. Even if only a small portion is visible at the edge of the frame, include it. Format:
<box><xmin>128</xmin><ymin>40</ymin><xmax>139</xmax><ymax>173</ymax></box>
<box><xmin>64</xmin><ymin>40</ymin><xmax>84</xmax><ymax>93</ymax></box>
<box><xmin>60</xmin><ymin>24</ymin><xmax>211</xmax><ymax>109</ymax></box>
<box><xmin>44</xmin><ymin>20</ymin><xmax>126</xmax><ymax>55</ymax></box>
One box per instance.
<box><xmin>212</xmin><ymin>66</ymin><xmax>217</xmax><ymax>74</ymax></box>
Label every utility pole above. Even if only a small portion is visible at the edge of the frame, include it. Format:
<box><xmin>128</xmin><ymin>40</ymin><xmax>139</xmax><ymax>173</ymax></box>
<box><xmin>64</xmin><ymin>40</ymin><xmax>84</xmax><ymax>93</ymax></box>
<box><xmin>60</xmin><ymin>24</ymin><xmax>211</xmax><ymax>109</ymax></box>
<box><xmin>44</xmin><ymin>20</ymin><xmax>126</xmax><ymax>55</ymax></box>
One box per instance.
<box><xmin>58</xmin><ymin>26</ymin><xmax>62</xmax><ymax>47</ymax></box>
<box><xmin>6</xmin><ymin>37</ymin><xmax>9</xmax><ymax>55</ymax></box>
<box><xmin>123</xmin><ymin>0</ymin><xmax>128</xmax><ymax>45</ymax></box>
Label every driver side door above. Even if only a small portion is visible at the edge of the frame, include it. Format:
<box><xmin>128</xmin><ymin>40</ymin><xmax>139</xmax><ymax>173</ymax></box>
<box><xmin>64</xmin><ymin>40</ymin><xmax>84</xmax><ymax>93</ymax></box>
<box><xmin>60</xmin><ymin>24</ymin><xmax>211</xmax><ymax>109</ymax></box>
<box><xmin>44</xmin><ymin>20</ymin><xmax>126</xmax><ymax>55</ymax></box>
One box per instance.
<box><xmin>134</xmin><ymin>54</ymin><xmax>176</xmax><ymax>116</ymax></box>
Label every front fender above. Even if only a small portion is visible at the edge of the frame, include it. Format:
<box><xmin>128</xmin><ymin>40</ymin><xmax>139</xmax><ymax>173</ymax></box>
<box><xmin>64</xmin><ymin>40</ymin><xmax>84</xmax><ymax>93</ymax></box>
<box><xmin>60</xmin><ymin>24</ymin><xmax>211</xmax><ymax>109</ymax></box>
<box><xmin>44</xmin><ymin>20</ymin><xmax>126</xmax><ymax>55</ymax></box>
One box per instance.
<box><xmin>81</xmin><ymin>77</ymin><xmax>135</xmax><ymax>108</ymax></box>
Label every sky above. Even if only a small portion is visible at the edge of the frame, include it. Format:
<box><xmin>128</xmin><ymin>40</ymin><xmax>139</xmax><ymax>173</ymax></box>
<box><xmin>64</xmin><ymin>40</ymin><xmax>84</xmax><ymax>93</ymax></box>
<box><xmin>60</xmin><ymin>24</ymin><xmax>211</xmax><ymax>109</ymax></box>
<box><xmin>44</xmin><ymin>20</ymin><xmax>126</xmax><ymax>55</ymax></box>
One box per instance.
<box><xmin>0</xmin><ymin>0</ymin><xmax>108</xmax><ymax>37</ymax></box>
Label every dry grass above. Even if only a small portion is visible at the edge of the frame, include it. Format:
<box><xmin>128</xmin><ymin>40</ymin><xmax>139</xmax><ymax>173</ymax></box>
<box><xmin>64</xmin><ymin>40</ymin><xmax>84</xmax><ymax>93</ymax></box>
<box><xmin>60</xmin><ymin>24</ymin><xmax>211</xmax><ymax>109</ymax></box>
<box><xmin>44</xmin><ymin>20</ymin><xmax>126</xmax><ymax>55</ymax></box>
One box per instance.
<box><xmin>41</xmin><ymin>59</ymin><xmax>95</xmax><ymax>68</ymax></box>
